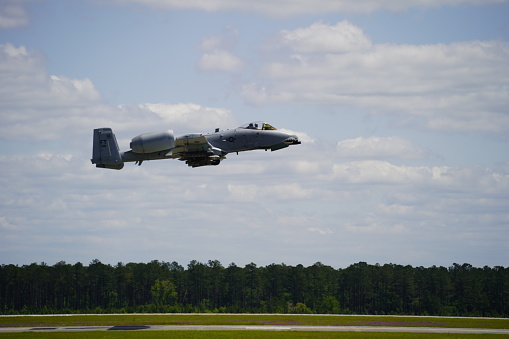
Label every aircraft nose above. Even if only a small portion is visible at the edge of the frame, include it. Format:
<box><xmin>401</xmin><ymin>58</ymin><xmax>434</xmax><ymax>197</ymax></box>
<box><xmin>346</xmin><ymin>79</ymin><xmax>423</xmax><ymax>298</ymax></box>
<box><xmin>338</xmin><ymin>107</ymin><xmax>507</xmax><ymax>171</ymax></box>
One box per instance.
<box><xmin>284</xmin><ymin>135</ymin><xmax>301</xmax><ymax>145</ymax></box>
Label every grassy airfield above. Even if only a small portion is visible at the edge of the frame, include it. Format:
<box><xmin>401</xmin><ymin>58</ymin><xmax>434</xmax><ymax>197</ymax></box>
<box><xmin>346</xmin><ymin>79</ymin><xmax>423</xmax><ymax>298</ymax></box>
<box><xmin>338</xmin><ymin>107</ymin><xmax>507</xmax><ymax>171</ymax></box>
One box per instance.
<box><xmin>2</xmin><ymin>314</ymin><xmax>508</xmax><ymax>328</ymax></box>
<box><xmin>1</xmin><ymin>332</ymin><xmax>509</xmax><ymax>339</ymax></box>
<box><xmin>1</xmin><ymin>314</ymin><xmax>508</xmax><ymax>338</ymax></box>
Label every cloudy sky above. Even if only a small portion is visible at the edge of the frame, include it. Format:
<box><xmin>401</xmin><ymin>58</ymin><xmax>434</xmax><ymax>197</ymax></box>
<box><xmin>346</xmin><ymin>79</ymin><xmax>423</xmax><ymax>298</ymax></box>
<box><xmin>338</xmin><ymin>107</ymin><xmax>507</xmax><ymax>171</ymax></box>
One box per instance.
<box><xmin>1</xmin><ymin>0</ymin><xmax>508</xmax><ymax>268</ymax></box>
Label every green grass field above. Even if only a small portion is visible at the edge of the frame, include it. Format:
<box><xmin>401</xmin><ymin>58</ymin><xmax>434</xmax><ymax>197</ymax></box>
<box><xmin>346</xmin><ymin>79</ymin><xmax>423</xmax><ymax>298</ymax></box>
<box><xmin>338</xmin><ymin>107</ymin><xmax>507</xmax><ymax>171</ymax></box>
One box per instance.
<box><xmin>1</xmin><ymin>314</ymin><xmax>508</xmax><ymax>338</ymax></box>
<box><xmin>1</xmin><ymin>314</ymin><xmax>508</xmax><ymax>329</ymax></box>
<box><xmin>1</xmin><ymin>331</ymin><xmax>509</xmax><ymax>339</ymax></box>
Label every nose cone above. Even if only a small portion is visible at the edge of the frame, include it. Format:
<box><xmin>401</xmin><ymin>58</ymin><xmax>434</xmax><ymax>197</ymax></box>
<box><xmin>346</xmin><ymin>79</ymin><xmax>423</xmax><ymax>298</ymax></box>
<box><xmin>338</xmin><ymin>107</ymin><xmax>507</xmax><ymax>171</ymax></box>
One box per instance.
<box><xmin>284</xmin><ymin>134</ymin><xmax>301</xmax><ymax>145</ymax></box>
<box><xmin>269</xmin><ymin>132</ymin><xmax>301</xmax><ymax>151</ymax></box>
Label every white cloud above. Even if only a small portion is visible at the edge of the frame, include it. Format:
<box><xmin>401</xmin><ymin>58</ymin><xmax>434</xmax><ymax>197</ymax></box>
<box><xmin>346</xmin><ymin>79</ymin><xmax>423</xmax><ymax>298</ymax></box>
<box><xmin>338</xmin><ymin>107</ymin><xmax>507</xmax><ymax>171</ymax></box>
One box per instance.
<box><xmin>197</xmin><ymin>26</ymin><xmax>243</xmax><ymax>72</ymax></box>
<box><xmin>0</xmin><ymin>43</ymin><xmax>46</xmax><ymax>89</ymax></box>
<box><xmin>344</xmin><ymin>219</ymin><xmax>408</xmax><ymax>235</ymax></box>
<box><xmin>0</xmin><ymin>217</ymin><xmax>18</xmax><ymax>231</ymax></box>
<box><xmin>228</xmin><ymin>183</ymin><xmax>315</xmax><ymax>202</ymax></box>
<box><xmin>199</xmin><ymin>35</ymin><xmax>225</xmax><ymax>51</ymax></box>
<box><xmin>266</xmin><ymin>183</ymin><xmax>315</xmax><ymax>199</ymax></box>
<box><xmin>49</xmin><ymin>75</ymin><xmax>101</xmax><ymax>103</ymax></box>
<box><xmin>198</xmin><ymin>50</ymin><xmax>243</xmax><ymax>72</ymax></box>
<box><xmin>107</xmin><ymin>0</ymin><xmax>509</xmax><ymax>16</ymax></box>
<box><xmin>308</xmin><ymin>227</ymin><xmax>334</xmax><ymax>235</ymax></box>
<box><xmin>279</xmin><ymin>21</ymin><xmax>371</xmax><ymax>53</ymax></box>
<box><xmin>227</xmin><ymin>184</ymin><xmax>258</xmax><ymax>202</ymax></box>
<box><xmin>337</xmin><ymin>136</ymin><xmax>426</xmax><ymax>159</ymax></box>
<box><xmin>198</xmin><ymin>26</ymin><xmax>239</xmax><ymax>51</ymax></box>
<box><xmin>330</xmin><ymin>160</ymin><xmax>509</xmax><ymax>194</ymax></box>
<box><xmin>377</xmin><ymin>203</ymin><xmax>415</xmax><ymax>216</ymax></box>
<box><xmin>292</xmin><ymin>160</ymin><xmax>321</xmax><ymax>175</ymax></box>
<box><xmin>0</xmin><ymin>1</ymin><xmax>30</xmax><ymax>28</ymax></box>
<box><xmin>142</xmin><ymin>103</ymin><xmax>237</xmax><ymax>131</ymax></box>
<box><xmin>0</xmin><ymin>44</ymin><xmax>108</xmax><ymax>140</ymax></box>
<box><xmin>332</xmin><ymin>160</ymin><xmax>430</xmax><ymax>185</ymax></box>
<box><xmin>240</xmin><ymin>83</ymin><xmax>270</xmax><ymax>106</ymax></box>
<box><xmin>242</xmin><ymin>23</ymin><xmax>509</xmax><ymax>134</ymax></box>
<box><xmin>0</xmin><ymin>44</ymin><xmax>240</xmax><ymax>141</ymax></box>
<box><xmin>263</xmin><ymin>41</ymin><xmax>507</xmax><ymax>97</ymax></box>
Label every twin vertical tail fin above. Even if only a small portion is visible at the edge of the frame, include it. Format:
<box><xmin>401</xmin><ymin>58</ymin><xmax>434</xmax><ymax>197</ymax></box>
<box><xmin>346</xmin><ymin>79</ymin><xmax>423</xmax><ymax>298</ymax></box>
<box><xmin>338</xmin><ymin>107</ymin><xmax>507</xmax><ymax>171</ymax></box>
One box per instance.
<box><xmin>91</xmin><ymin>128</ymin><xmax>124</xmax><ymax>170</ymax></box>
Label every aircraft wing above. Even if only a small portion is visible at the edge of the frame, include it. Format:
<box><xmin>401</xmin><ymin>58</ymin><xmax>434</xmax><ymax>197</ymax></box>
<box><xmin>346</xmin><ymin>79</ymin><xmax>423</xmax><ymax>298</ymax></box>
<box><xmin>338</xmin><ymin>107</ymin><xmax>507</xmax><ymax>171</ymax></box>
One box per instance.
<box><xmin>173</xmin><ymin>134</ymin><xmax>225</xmax><ymax>167</ymax></box>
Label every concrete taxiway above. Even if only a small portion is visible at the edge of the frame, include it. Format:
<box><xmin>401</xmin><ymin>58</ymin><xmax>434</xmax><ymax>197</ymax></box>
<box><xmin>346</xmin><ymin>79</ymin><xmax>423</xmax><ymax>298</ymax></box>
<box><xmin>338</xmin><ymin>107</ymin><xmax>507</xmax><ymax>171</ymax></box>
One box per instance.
<box><xmin>1</xmin><ymin>325</ymin><xmax>509</xmax><ymax>334</ymax></box>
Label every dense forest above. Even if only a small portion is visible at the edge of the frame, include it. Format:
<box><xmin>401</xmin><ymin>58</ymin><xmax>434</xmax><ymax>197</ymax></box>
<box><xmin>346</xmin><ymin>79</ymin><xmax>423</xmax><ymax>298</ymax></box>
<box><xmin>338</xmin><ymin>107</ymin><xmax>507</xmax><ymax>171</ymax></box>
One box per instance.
<box><xmin>1</xmin><ymin>260</ymin><xmax>508</xmax><ymax>317</ymax></box>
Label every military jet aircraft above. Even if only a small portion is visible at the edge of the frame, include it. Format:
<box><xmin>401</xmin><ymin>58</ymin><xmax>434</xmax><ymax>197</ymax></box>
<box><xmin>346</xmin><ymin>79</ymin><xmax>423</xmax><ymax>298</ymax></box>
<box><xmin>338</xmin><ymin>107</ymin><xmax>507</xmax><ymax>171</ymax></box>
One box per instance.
<box><xmin>91</xmin><ymin>121</ymin><xmax>301</xmax><ymax>169</ymax></box>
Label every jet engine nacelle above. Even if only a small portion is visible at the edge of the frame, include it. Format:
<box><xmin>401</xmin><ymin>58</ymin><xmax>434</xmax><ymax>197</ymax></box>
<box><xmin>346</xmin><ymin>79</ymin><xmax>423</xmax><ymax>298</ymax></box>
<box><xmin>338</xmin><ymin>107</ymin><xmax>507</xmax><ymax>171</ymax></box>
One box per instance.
<box><xmin>130</xmin><ymin>130</ymin><xmax>175</xmax><ymax>154</ymax></box>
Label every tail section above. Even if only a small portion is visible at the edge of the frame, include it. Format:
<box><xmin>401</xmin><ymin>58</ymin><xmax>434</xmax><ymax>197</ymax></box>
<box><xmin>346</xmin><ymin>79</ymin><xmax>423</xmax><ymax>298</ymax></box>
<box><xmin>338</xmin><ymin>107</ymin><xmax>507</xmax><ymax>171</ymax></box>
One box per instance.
<box><xmin>91</xmin><ymin>128</ymin><xmax>124</xmax><ymax>170</ymax></box>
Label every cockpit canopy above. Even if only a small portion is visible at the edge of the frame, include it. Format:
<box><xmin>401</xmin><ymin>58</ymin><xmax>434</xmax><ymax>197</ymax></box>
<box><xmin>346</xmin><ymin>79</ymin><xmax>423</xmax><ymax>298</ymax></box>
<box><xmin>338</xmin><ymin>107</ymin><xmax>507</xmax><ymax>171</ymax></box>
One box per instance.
<box><xmin>238</xmin><ymin>121</ymin><xmax>277</xmax><ymax>130</ymax></box>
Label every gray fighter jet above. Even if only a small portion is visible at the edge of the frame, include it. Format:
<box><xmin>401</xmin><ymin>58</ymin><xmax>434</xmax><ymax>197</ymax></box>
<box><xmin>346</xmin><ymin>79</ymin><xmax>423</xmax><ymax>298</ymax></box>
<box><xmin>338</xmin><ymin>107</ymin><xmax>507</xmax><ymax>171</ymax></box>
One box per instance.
<box><xmin>91</xmin><ymin>121</ymin><xmax>301</xmax><ymax>169</ymax></box>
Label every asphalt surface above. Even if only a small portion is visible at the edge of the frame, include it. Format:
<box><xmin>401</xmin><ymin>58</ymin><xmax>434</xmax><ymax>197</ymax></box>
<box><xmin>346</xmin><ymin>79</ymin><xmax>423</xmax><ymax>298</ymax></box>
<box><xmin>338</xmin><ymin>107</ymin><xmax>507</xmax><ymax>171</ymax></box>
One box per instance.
<box><xmin>1</xmin><ymin>325</ymin><xmax>509</xmax><ymax>334</ymax></box>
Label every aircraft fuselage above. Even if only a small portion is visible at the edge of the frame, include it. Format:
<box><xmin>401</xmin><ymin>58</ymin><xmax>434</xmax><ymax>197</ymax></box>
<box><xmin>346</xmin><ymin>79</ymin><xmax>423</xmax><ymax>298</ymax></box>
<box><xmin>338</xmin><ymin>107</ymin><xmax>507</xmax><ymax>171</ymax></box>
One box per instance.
<box><xmin>92</xmin><ymin>121</ymin><xmax>300</xmax><ymax>168</ymax></box>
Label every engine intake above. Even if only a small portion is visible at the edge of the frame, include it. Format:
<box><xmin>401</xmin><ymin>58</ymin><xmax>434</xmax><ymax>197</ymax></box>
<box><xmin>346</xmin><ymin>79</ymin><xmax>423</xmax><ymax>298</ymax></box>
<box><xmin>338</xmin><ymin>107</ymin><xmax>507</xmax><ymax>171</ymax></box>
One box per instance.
<box><xmin>130</xmin><ymin>130</ymin><xmax>175</xmax><ymax>154</ymax></box>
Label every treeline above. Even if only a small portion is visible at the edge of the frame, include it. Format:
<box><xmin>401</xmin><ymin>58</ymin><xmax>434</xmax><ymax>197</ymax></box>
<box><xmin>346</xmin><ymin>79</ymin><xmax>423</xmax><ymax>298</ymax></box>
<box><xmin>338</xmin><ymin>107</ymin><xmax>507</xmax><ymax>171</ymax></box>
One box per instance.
<box><xmin>1</xmin><ymin>260</ymin><xmax>508</xmax><ymax>317</ymax></box>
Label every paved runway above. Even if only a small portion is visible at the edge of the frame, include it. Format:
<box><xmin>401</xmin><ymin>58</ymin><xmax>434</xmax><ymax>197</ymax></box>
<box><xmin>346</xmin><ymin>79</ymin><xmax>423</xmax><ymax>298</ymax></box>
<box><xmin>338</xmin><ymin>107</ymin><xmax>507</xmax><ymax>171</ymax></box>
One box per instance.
<box><xmin>1</xmin><ymin>325</ymin><xmax>509</xmax><ymax>334</ymax></box>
